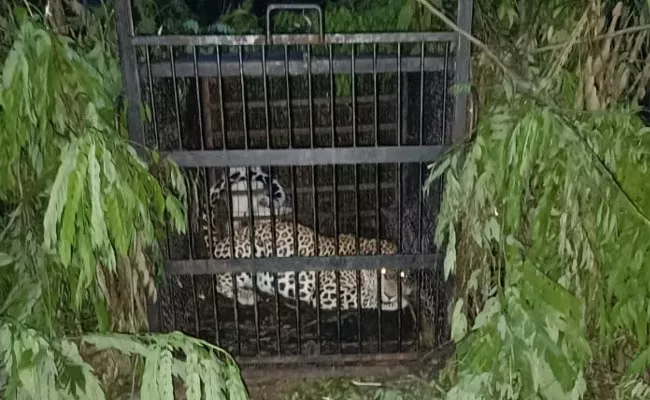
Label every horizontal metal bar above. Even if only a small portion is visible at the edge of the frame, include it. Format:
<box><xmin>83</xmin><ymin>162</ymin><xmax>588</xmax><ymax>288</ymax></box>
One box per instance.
<box><xmin>237</xmin><ymin>351</ymin><xmax>422</xmax><ymax>366</ymax></box>
<box><xmin>207</xmin><ymin>123</ymin><xmax>398</xmax><ymax>142</ymax></box>
<box><xmin>223</xmin><ymin>94</ymin><xmax>396</xmax><ymax>110</ymax></box>
<box><xmin>132</xmin><ymin>32</ymin><xmax>457</xmax><ymax>47</ymax></box>
<box><xmin>165</xmin><ymin>145</ymin><xmax>446</xmax><ymax>167</ymax></box>
<box><xmin>141</xmin><ymin>54</ymin><xmax>453</xmax><ymax>78</ymax></box>
<box><xmin>166</xmin><ymin>254</ymin><xmax>441</xmax><ymax>274</ymax></box>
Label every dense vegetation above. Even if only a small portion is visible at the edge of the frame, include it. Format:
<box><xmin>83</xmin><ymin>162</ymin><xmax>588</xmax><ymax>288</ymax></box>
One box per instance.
<box><xmin>0</xmin><ymin>1</ymin><xmax>247</xmax><ymax>399</ymax></box>
<box><xmin>0</xmin><ymin>0</ymin><xmax>649</xmax><ymax>398</ymax></box>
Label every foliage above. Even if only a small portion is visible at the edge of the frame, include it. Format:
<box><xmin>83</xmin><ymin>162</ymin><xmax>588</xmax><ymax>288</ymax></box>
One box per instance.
<box><xmin>0</xmin><ymin>4</ymin><xmax>247</xmax><ymax>399</ymax></box>
<box><xmin>422</xmin><ymin>0</ymin><xmax>650</xmax><ymax>398</ymax></box>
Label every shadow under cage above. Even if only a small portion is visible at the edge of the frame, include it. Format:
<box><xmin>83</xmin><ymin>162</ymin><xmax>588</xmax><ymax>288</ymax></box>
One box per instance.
<box><xmin>116</xmin><ymin>0</ymin><xmax>472</xmax><ymax>368</ymax></box>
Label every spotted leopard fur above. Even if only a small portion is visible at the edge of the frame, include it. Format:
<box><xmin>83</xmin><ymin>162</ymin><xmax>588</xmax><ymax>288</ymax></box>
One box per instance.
<box><xmin>201</xmin><ymin>166</ymin><xmax>291</xmax><ymax>245</ymax></box>
<box><xmin>209</xmin><ymin>220</ymin><xmax>413</xmax><ymax>311</ymax></box>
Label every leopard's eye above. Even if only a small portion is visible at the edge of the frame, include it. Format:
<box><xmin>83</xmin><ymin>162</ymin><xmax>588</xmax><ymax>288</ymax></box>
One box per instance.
<box><xmin>399</xmin><ymin>271</ymin><xmax>405</xmax><ymax>279</ymax></box>
<box><xmin>380</xmin><ymin>268</ymin><xmax>387</xmax><ymax>275</ymax></box>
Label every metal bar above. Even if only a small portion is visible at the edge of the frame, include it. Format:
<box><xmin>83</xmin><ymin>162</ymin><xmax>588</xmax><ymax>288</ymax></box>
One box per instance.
<box><xmin>166</xmin><ymin>254</ymin><xmax>441</xmax><ymax>275</ymax></box>
<box><xmin>116</xmin><ymin>0</ymin><xmax>145</xmax><ymax>151</ymax></box>
<box><xmin>336</xmin><ymin>269</ymin><xmax>342</xmax><ymax>354</ymax></box>
<box><xmin>373</xmin><ymin>44</ymin><xmax>378</xmax><ymax>146</ymax></box>
<box><xmin>284</xmin><ymin>45</ymin><xmax>293</xmax><ymax>148</ymax></box>
<box><xmin>206</xmin><ymin>122</ymin><xmax>398</xmax><ymax>143</ymax></box>
<box><xmin>221</xmin><ymin>94</ymin><xmax>397</xmax><ymax>111</ymax></box>
<box><xmin>165</xmin><ymin>146</ymin><xmax>446</xmax><ymax>167</ymax></box>
<box><xmin>397</xmin><ymin>267</ymin><xmax>402</xmax><ymax>352</ymax></box>
<box><xmin>329</xmin><ymin>44</ymin><xmax>336</xmax><ymax>147</ymax></box>
<box><xmin>245</xmin><ymin>166</ymin><xmax>262</xmax><ymax>355</ymax></box>
<box><xmin>116</xmin><ymin>0</ymin><xmax>158</xmax><ymax>331</ymax></box>
<box><xmin>397</xmin><ymin>43</ymin><xmax>402</xmax><ymax>146</ymax></box>
<box><xmin>375</xmin><ymin>164</ymin><xmax>382</xmax><ymax>352</ymax></box>
<box><xmin>356</xmin><ymin>269</ymin><xmax>362</xmax><ymax>352</ymax></box>
<box><xmin>238</xmin><ymin>47</ymin><xmax>249</xmax><ymax>150</ymax></box>
<box><xmin>262</xmin><ymin>46</ymin><xmax>271</xmax><ymax>148</ymax></box>
<box><xmin>266</xmin><ymin>4</ymin><xmax>324</xmax><ymax>43</ymax></box>
<box><xmin>419</xmin><ymin>42</ymin><xmax>425</xmax><ymax>146</ymax></box>
<box><xmin>216</xmin><ymin>46</ymin><xmax>227</xmax><ymax>149</ymax></box>
<box><xmin>141</xmin><ymin>55</ymin><xmax>452</xmax><ymax>78</ymax></box>
<box><xmin>442</xmin><ymin>43</ymin><xmax>450</xmax><ymax>144</ymax></box>
<box><xmin>274</xmin><ymin>272</ymin><xmax>282</xmax><ymax>356</ymax></box>
<box><xmin>295</xmin><ymin>270</ymin><xmax>302</xmax><ymax>354</ymax></box>
<box><xmin>231</xmin><ymin>271</ymin><xmax>241</xmax><ymax>356</ymax></box>
<box><xmin>351</xmin><ymin>45</ymin><xmax>357</xmax><ymax>148</ymax></box>
<box><xmin>211</xmin><ymin>274</ymin><xmax>221</xmax><ymax>344</ymax></box>
<box><xmin>169</xmin><ymin>46</ymin><xmax>183</xmax><ymax>149</ymax></box>
<box><xmin>191</xmin><ymin>276</ymin><xmax>200</xmax><ymax>337</ymax></box>
<box><xmin>452</xmin><ymin>0</ymin><xmax>474</xmax><ymax>144</ymax></box>
<box><xmin>193</xmin><ymin>47</ymin><xmax>205</xmax><ymax>150</ymax></box>
<box><xmin>132</xmin><ymin>32</ymin><xmax>457</xmax><ymax>47</ymax></box>
<box><xmin>144</xmin><ymin>46</ymin><xmax>159</xmax><ymax>149</ymax></box>
<box><xmin>253</xmin><ymin>273</ymin><xmax>262</xmax><ymax>355</ymax></box>
<box><xmin>236</xmin><ymin>351</ymin><xmax>424</xmax><ymax>367</ymax></box>
<box><xmin>167</xmin><ymin>275</ymin><xmax>177</xmax><ymax>331</ymax></box>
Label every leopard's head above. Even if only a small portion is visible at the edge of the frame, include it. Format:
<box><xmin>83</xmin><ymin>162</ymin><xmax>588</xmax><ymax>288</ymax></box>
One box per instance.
<box><xmin>361</xmin><ymin>267</ymin><xmax>413</xmax><ymax>311</ymax></box>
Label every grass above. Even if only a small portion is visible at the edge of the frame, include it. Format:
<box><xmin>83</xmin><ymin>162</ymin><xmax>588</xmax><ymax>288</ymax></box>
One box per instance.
<box><xmin>246</xmin><ymin>372</ymin><xmax>443</xmax><ymax>400</ymax></box>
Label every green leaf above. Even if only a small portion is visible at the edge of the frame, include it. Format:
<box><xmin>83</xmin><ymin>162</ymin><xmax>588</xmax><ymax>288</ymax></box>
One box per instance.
<box><xmin>451</xmin><ymin>299</ymin><xmax>468</xmax><ymax>342</ymax></box>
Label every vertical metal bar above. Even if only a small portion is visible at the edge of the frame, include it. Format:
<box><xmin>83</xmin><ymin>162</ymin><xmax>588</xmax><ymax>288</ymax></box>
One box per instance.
<box><xmin>351</xmin><ymin>45</ymin><xmax>357</xmax><ymax>147</ymax></box>
<box><xmin>396</xmin><ymin>163</ymin><xmax>402</xmax><ymax>351</ymax></box>
<box><xmin>211</xmin><ymin>275</ymin><xmax>221</xmax><ymax>344</ymax></box>
<box><xmin>116</xmin><ymin>0</ymin><xmax>159</xmax><ymax>331</ymax></box>
<box><xmin>376</xmin><ymin>268</ymin><xmax>382</xmax><ymax>352</ymax></box>
<box><xmin>397</xmin><ymin>267</ymin><xmax>402</xmax><ymax>351</ymax></box>
<box><xmin>262</xmin><ymin>45</ymin><xmax>271</xmax><ymax>148</ymax></box>
<box><xmin>191</xmin><ymin>276</ymin><xmax>200</xmax><ymax>337</ymax></box>
<box><xmin>329</xmin><ymin>44</ymin><xmax>336</xmax><ymax>147</ymax></box>
<box><xmin>167</xmin><ymin>275</ymin><xmax>177</xmax><ymax>332</ymax></box>
<box><xmin>274</xmin><ymin>272</ymin><xmax>282</xmax><ymax>355</ymax></box>
<box><xmin>290</xmin><ymin>167</ymin><xmax>298</xmax><ymax>260</ymax></box>
<box><xmin>419</xmin><ymin>41</ymin><xmax>425</xmax><ymax>146</ymax></box>
<box><xmin>284</xmin><ymin>45</ymin><xmax>293</xmax><ymax>148</ymax></box>
<box><xmin>416</xmin><ymin>268</ymin><xmax>422</xmax><ymax>352</ymax></box>
<box><xmin>202</xmin><ymin>170</ymin><xmax>214</xmax><ymax>257</ymax></box>
<box><xmin>231</xmin><ymin>272</ymin><xmax>241</xmax><ymax>356</ymax></box>
<box><xmin>245</xmin><ymin>167</ymin><xmax>261</xmax><ymax>355</ymax></box>
<box><xmin>354</xmin><ymin>164</ymin><xmax>360</xmax><ymax>255</ymax></box>
<box><xmin>306</xmin><ymin>45</ymin><xmax>321</xmax><ymax>347</ymax></box>
<box><xmin>356</xmin><ymin>269</ymin><xmax>362</xmax><ymax>352</ymax></box>
<box><xmin>295</xmin><ymin>271</ymin><xmax>302</xmax><ymax>354</ymax></box>
<box><xmin>375</xmin><ymin>164</ymin><xmax>382</xmax><ymax>352</ymax></box>
<box><xmin>267</xmin><ymin>167</ymin><xmax>279</xmax><ymax>356</ymax></box>
<box><xmin>252</xmin><ymin>273</ymin><xmax>262</xmax><ymax>355</ymax></box>
<box><xmin>268</xmin><ymin>168</ymin><xmax>278</xmax><ymax>257</ymax></box>
<box><xmin>238</xmin><ymin>46</ymin><xmax>249</xmax><ymax>150</ymax></box>
<box><xmin>442</xmin><ymin>43</ymin><xmax>450</xmax><ymax>143</ymax></box>
<box><xmin>144</xmin><ymin>46</ymin><xmax>159</xmax><ymax>149</ymax></box>
<box><xmin>216</xmin><ymin>46</ymin><xmax>227</xmax><ymax>149</ymax></box>
<box><xmin>289</xmin><ymin>166</ymin><xmax>301</xmax><ymax>354</ymax></box>
<box><xmin>335</xmin><ymin>269</ymin><xmax>342</xmax><ymax>353</ymax></box>
<box><xmin>397</xmin><ymin>43</ymin><xmax>402</xmax><ymax>146</ymax></box>
<box><xmin>193</xmin><ymin>47</ymin><xmax>205</xmax><ymax>150</ymax></box>
<box><xmin>223</xmin><ymin>166</ymin><xmax>239</xmax><ymax>355</ymax></box>
<box><xmin>453</xmin><ymin>0</ymin><xmax>474</xmax><ymax>144</ymax></box>
<box><xmin>115</xmin><ymin>0</ymin><xmax>145</xmax><ymax>150</ymax></box>
<box><xmin>168</xmin><ymin>46</ymin><xmax>183</xmax><ymax>149</ymax></box>
<box><xmin>223</xmin><ymin>167</ymin><xmax>236</xmax><ymax>264</ymax></box>
<box><xmin>373</xmin><ymin>43</ymin><xmax>378</xmax><ymax>147</ymax></box>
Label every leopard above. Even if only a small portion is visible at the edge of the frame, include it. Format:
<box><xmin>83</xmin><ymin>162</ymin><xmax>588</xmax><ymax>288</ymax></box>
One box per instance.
<box><xmin>208</xmin><ymin>220</ymin><xmax>414</xmax><ymax>312</ymax></box>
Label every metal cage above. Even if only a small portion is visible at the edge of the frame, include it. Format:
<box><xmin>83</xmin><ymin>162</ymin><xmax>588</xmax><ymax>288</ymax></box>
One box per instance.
<box><xmin>116</xmin><ymin>0</ymin><xmax>473</xmax><ymax>369</ymax></box>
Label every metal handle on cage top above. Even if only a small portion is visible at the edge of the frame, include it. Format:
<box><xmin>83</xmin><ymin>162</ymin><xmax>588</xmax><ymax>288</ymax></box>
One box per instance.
<box><xmin>265</xmin><ymin>3</ymin><xmax>324</xmax><ymax>43</ymax></box>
